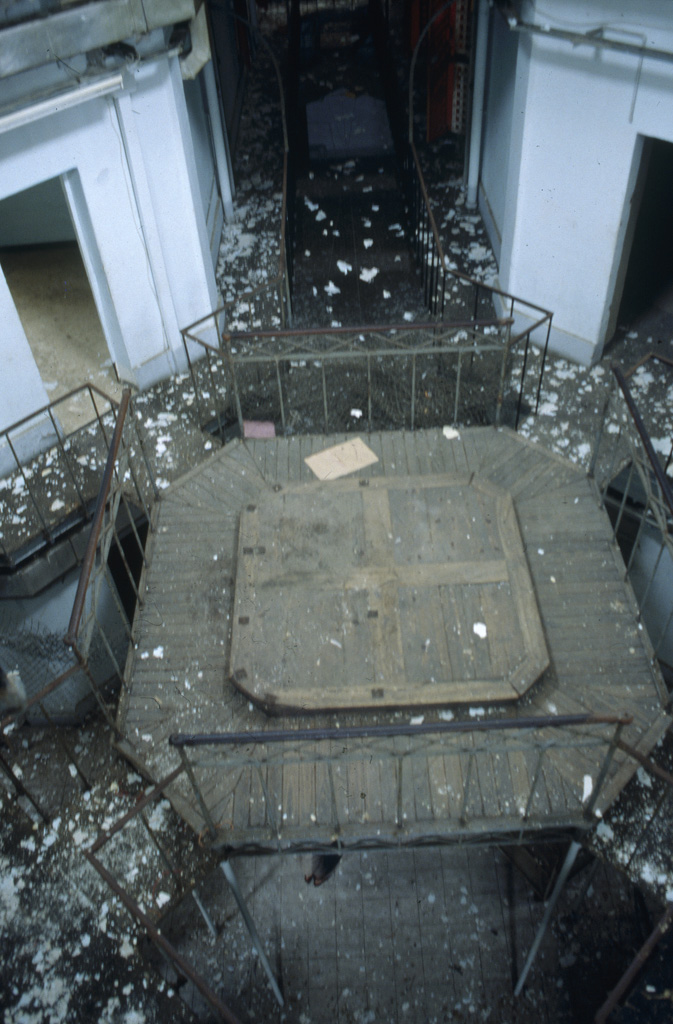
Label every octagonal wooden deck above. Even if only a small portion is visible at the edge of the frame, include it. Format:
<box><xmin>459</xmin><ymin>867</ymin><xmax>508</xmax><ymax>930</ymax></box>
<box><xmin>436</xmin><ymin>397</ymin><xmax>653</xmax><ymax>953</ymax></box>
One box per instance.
<box><xmin>117</xmin><ymin>427</ymin><xmax>670</xmax><ymax>850</ymax></box>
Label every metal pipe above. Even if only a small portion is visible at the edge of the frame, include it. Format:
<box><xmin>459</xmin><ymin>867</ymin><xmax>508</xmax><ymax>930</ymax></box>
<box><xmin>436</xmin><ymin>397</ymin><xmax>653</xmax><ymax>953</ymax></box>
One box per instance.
<box><xmin>466</xmin><ymin>0</ymin><xmax>490</xmax><ymax>209</ymax></box>
<box><xmin>514</xmin><ymin>839</ymin><xmax>582</xmax><ymax>996</ymax></box>
<box><xmin>500</xmin><ymin>2</ymin><xmax>673</xmax><ymax>67</ymax></box>
<box><xmin>170</xmin><ymin>712</ymin><xmax>632</xmax><ymax>748</ymax></box>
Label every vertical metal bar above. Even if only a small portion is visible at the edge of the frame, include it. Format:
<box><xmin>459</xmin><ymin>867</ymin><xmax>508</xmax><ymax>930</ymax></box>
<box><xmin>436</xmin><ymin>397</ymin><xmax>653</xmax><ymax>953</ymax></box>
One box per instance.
<box><xmin>219</xmin><ymin>860</ymin><xmax>284</xmax><ymax>1008</ymax></box>
<box><xmin>140</xmin><ymin>811</ymin><xmax>181</xmax><ymax>881</ymax></box>
<box><xmin>118</xmin><ymin>486</ymin><xmax>149</xmax><ymax>570</ymax></box>
<box><xmin>516</xmin><ymin>331</ymin><xmax>531</xmax><ymax>431</ymax></box>
<box><xmin>522</xmin><ymin>746</ymin><xmax>546</xmax><ymax>824</ymax></box>
<box><xmin>535</xmin><ymin>316</ymin><xmax>553</xmax><ymax>415</ymax></box>
<box><xmin>588</xmin><ymin>386</ymin><xmax>614</xmax><ymax>481</ymax></box>
<box><xmin>460</xmin><ymin>749</ymin><xmax>474</xmax><ymax>824</ymax></box>
<box><xmin>584</xmin><ymin>721</ymin><xmax>626</xmax><ymax>819</ymax></box>
<box><xmin>276</xmin><ymin>360</ymin><xmax>286</xmax><ymax>434</ymax></box>
<box><xmin>514</xmin><ymin>840</ymin><xmax>582</xmax><ymax>997</ymax></box>
<box><xmin>453</xmin><ymin>351</ymin><xmax>462</xmax><ymax>425</ymax></box>
<box><xmin>129</xmin><ymin>406</ymin><xmax>159</xmax><ymax>502</ymax></box>
<box><xmin>327</xmin><ymin>760</ymin><xmax>340</xmax><ymax>835</ymax></box>
<box><xmin>46</xmin><ymin>406</ymin><xmax>87</xmax><ymax>513</ymax></box>
<box><xmin>205</xmin><ymin>349</ymin><xmax>224</xmax><ymax>441</ymax></box>
<box><xmin>118</xmin><ymin>439</ymin><xmax>152</xmax><ymax>526</ymax></box>
<box><xmin>410</xmin><ymin>355</ymin><xmax>416</xmax><ymax>430</ymax></box>
<box><xmin>76</xmin><ymin>651</ymin><xmax>121</xmax><ymax>736</ymax></box>
<box><xmin>102</xmin><ymin>563</ymin><xmax>134</xmax><ymax>644</ymax></box>
<box><xmin>367</xmin><ymin>354</ymin><xmax>373</xmax><ymax>433</ymax></box>
<box><xmin>321</xmin><ymin>363</ymin><xmax>329</xmax><ymax>433</ymax></box>
<box><xmin>255</xmin><ymin>763</ymin><xmax>279</xmax><ymax>836</ymax></box>
<box><xmin>178</xmin><ymin>747</ymin><xmax>219</xmax><ymax>839</ymax></box>
<box><xmin>396</xmin><ymin>752</ymin><xmax>404</xmax><ymax>827</ymax></box>
<box><xmin>225</xmin><ymin>345</ymin><xmax>245</xmax><ymax>438</ymax></box>
<box><xmin>624</xmin><ymin>497</ymin><xmax>649</xmax><ymax>576</ymax></box>
<box><xmin>613</xmin><ymin>463</ymin><xmax>636</xmax><ymax>539</ymax></box>
<box><xmin>192</xmin><ymin>888</ymin><xmax>219</xmax><ymax>940</ymax></box>
<box><xmin>110</xmin><ymin>518</ymin><xmax>142</xmax><ymax>607</ymax></box>
<box><xmin>6</xmin><ymin>434</ymin><xmax>53</xmax><ymax>542</ymax></box>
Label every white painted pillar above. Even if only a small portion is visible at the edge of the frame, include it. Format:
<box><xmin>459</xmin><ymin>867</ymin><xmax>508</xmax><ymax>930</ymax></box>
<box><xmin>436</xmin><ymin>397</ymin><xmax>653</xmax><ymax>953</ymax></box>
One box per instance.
<box><xmin>203</xmin><ymin>58</ymin><xmax>235</xmax><ymax>222</ymax></box>
<box><xmin>466</xmin><ymin>0</ymin><xmax>490</xmax><ymax>209</ymax></box>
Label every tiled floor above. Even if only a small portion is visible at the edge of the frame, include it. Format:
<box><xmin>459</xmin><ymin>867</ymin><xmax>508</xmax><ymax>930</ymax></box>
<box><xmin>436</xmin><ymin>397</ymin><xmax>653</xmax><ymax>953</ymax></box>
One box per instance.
<box><xmin>161</xmin><ymin>844</ymin><xmax>571</xmax><ymax>1023</ymax></box>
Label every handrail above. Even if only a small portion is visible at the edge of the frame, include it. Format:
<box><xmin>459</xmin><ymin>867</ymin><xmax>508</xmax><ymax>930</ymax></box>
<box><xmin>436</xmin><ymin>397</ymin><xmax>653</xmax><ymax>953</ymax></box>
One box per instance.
<box><xmin>612</xmin><ymin>364</ymin><xmax>673</xmax><ymax>518</ymax></box>
<box><xmin>170</xmin><ymin>711</ymin><xmax>632</xmax><ymax>748</ymax></box>
<box><xmin>65</xmin><ymin>389</ymin><xmax>131</xmax><ymax>646</ymax></box>
<box><xmin>0</xmin><ymin>382</ymin><xmax>117</xmax><ymax>440</ymax></box>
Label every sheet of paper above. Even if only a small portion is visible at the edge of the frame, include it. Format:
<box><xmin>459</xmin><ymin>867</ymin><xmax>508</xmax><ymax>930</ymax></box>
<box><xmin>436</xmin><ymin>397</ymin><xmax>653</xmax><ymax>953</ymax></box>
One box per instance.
<box><xmin>304</xmin><ymin>437</ymin><xmax>379</xmax><ymax>480</ymax></box>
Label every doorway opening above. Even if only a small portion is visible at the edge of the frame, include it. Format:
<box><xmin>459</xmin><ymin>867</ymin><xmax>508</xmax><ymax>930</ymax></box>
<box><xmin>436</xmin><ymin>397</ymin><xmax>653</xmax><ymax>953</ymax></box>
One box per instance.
<box><xmin>0</xmin><ymin>177</ymin><xmax>123</xmax><ymax>433</ymax></box>
<box><xmin>615</xmin><ymin>137</ymin><xmax>673</xmax><ymax>338</ymax></box>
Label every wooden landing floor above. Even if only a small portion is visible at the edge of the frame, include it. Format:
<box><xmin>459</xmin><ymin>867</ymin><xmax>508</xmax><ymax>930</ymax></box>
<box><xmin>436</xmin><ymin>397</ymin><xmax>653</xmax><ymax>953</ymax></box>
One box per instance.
<box><xmin>117</xmin><ymin>427</ymin><xmax>670</xmax><ymax>849</ymax></box>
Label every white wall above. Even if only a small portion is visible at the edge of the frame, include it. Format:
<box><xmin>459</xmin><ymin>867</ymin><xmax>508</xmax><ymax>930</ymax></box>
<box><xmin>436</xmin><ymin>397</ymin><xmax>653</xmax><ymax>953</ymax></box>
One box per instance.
<box><xmin>0</xmin><ymin>53</ymin><xmax>220</xmax><ymax>434</ymax></box>
<box><xmin>481</xmin><ymin>0</ymin><xmax>673</xmax><ymax>364</ymax></box>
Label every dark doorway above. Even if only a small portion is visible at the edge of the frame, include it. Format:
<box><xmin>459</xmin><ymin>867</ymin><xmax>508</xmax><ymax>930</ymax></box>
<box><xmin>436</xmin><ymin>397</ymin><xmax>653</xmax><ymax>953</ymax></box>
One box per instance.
<box><xmin>617</xmin><ymin>137</ymin><xmax>673</xmax><ymax>331</ymax></box>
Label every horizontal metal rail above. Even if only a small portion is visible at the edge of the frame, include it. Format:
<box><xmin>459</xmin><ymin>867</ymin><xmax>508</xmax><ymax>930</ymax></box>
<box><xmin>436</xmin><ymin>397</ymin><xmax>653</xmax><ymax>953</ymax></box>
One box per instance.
<box><xmin>170</xmin><ymin>711</ymin><xmax>632</xmax><ymax>748</ymax></box>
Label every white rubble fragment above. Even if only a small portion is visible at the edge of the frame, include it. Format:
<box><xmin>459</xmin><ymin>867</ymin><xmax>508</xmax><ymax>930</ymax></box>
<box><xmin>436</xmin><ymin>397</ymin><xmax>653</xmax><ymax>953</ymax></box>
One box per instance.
<box><xmin>582</xmin><ymin>775</ymin><xmax>593</xmax><ymax>802</ymax></box>
<box><xmin>442</xmin><ymin>426</ymin><xmax>460</xmax><ymax>440</ymax></box>
<box><xmin>324</xmin><ymin>280</ymin><xmax>341</xmax><ymax>296</ymax></box>
<box><xmin>473</xmin><ymin>622</ymin><xmax>487</xmax><ymax>639</ymax></box>
<box><xmin>153</xmin><ymin>646</ymin><xmax>164</xmax><ymax>659</ymax></box>
<box><xmin>350</xmin><ymin>409</ymin><xmax>363</xmax><ymax>419</ymax></box>
<box><xmin>359</xmin><ymin>267</ymin><xmax>379</xmax><ymax>283</ymax></box>
<box><xmin>336</xmin><ymin>260</ymin><xmax>352</xmax><ymax>274</ymax></box>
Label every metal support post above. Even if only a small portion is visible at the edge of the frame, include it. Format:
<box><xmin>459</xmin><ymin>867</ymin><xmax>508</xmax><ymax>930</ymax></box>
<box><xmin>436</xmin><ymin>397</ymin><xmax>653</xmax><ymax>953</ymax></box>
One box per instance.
<box><xmin>219</xmin><ymin>860</ymin><xmax>284</xmax><ymax>1008</ymax></box>
<box><xmin>514</xmin><ymin>839</ymin><xmax>582</xmax><ymax>997</ymax></box>
<box><xmin>192</xmin><ymin>888</ymin><xmax>218</xmax><ymax>940</ymax></box>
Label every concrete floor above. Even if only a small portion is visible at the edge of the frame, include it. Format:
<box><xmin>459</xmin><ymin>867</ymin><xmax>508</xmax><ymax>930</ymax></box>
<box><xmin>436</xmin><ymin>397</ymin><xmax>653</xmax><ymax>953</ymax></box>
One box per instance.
<box><xmin>0</xmin><ymin>243</ymin><xmax>123</xmax><ymax>432</ymax></box>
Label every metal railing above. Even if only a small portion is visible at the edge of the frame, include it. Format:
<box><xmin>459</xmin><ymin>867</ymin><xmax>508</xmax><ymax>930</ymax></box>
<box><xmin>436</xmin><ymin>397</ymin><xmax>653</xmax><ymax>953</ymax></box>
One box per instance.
<box><xmin>0</xmin><ymin>385</ymin><xmax>119</xmax><ymax>571</ymax></box>
<box><xmin>594</xmin><ymin>729</ymin><xmax>673</xmax><ymax>1022</ymax></box>
<box><xmin>166</xmin><ymin>712</ymin><xmax>632</xmax><ymax>853</ymax></box>
<box><xmin>181</xmin><ymin>19</ymin><xmax>293</xmax><ymax>358</ymax></box>
<box><xmin>180</xmin><ymin>317</ymin><xmax>550</xmax><ymax>441</ymax></box>
<box><xmin>366</xmin><ymin>0</ymin><xmax>555</xmax><ymax>417</ymax></box>
<box><xmin>590</xmin><ymin>360</ymin><xmax>673</xmax><ymax>688</ymax></box>
<box><xmin>82</xmin><ymin>766</ymin><xmax>241</xmax><ymax>1024</ymax></box>
<box><xmin>64</xmin><ymin>388</ymin><xmax>157</xmax><ymax>733</ymax></box>
<box><xmin>1</xmin><ymin>389</ymin><xmax>156</xmax><ymax>749</ymax></box>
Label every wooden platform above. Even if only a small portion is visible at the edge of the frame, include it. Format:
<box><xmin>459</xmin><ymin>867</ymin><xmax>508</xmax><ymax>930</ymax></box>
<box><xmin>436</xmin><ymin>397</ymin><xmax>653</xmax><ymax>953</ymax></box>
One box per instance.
<box><xmin>117</xmin><ymin>427</ymin><xmax>671</xmax><ymax>849</ymax></box>
<box><xmin>230</xmin><ymin>472</ymin><xmax>549</xmax><ymax>712</ymax></box>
